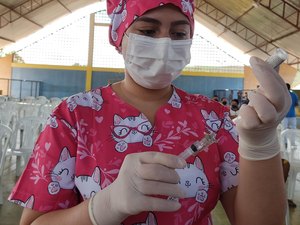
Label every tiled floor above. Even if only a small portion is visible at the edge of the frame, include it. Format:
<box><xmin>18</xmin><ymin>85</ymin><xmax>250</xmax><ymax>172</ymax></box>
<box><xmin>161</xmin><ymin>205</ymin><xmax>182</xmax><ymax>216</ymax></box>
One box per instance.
<box><xmin>0</xmin><ymin>158</ymin><xmax>300</xmax><ymax>225</ymax></box>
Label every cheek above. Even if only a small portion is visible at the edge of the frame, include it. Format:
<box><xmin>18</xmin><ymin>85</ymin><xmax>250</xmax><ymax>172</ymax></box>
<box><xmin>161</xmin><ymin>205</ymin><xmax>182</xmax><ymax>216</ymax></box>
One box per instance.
<box><xmin>120</xmin><ymin>37</ymin><xmax>128</xmax><ymax>56</ymax></box>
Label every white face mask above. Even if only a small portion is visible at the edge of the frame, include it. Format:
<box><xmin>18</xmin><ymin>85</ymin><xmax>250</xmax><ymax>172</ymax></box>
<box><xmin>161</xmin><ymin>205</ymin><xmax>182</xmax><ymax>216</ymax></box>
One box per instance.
<box><xmin>124</xmin><ymin>33</ymin><xmax>192</xmax><ymax>89</ymax></box>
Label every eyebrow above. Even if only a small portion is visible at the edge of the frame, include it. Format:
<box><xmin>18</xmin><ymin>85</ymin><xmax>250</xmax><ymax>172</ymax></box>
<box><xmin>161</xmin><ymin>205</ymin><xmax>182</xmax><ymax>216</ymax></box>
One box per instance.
<box><xmin>135</xmin><ymin>17</ymin><xmax>190</xmax><ymax>26</ymax></box>
<box><xmin>135</xmin><ymin>17</ymin><xmax>161</xmax><ymax>25</ymax></box>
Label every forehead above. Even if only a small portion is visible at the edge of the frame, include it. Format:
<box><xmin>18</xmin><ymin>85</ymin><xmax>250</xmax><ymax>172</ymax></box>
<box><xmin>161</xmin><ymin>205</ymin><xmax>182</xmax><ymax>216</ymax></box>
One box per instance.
<box><xmin>135</xmin><ymin>4</ymin><xmax>189</xmax><ymax>24</ymax></box>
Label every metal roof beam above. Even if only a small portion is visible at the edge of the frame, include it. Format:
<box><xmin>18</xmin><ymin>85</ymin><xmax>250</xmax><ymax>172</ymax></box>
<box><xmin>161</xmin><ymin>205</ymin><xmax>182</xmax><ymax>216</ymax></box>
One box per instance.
<box><xmin>195</xmin><ymin>0</ymin><xmax>300</xmax><ymax>66</ymax></box>
<box><xmin>57</xmin><ymin>0</ymin><xmax>72</xmax><ymax>13</ymax></box>
<box><xmin>0</xmin><ymin>3</ymin><xmax>43</xmax><ymax>28</ymax></box>
<box><xmin>259</xmin><ymin>0</ymin><xmax>300</xmax><ymax>29</ymax></box>
<box><xmin>0</xmin><ymin>0</ymin><xmax>55</xmax><ymax>29</ymax></box>
<box><xmin>0</xmin><ymin>36</ymin><xmax>15</xmax><ymax>43</ymax></box>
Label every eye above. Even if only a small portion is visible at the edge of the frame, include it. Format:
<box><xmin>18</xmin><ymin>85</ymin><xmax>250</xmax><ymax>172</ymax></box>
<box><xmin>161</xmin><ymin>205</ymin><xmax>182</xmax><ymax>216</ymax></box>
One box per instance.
<box><xmin>114</xmin><ymin>127</ymin><xmax>129</xmax><ymax>136</ymax></box>
<box><xmin>138</xmin><ymin>122</ymin><xmax>151</xmax><ymax>132</ymax></box>
<box><xmin>138</xmin><ymin>29</ymin><xmax>156</xmax><ymax>37</ymax></box>
<box><xmin>196</xmin><ymin>177</ymin><xmax>205</xmax><ymax>185</ymax></box>
<box><xmin>170</xmin><ymin>31</ymin><xmax>188</xmax><ymax>40</ymax></box>
<box><xmin>58</xmin><ymin>168</ymin><xmax>69</xmax><ymax>175</ymax></box>
<box><xmin>141</xmin><ymin>124</ymin><xmax>149</xmax><ymax>131</ymax></box>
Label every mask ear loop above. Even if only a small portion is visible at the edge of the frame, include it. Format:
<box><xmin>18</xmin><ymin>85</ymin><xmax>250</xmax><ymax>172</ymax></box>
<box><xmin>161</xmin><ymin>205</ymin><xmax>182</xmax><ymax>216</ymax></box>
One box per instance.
<box><xmin>117</xmin><ymin>32</ymin><xmax>130</xmax><ymax>54</ymax></box>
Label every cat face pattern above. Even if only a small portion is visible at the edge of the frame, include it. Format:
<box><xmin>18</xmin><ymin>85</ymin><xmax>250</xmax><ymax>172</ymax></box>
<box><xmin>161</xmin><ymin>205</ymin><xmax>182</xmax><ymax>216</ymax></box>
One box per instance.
<box><xmin>10</xmin><ymin>195</ymin><xmax>34</xmax><ymax>209</ymax></box>
<box><xmin>46</xmin><ymin>115</ymin><xmax>58</xmax><ymax>129</ymax></box>
<box><xmin>75</xmin><ymin>167</ymin><xmax>101</xmax><ymax>200</ymax></box>
<box><xmin>223</xmin><ymin>112</ymin><xmax>238</xmax><ymax>143</ymax></box>
<box><xmin>201</xmin><ymin>110</ymin><xmax>222</xmax><ymax>132</ymax></box>
<box><xmin>120</xmin><ymin>212</ymin><xmax>158</xmax><ymax>225</ymax></box>
<box><xmin>168</xmin><ymin>90</ymin><xmax>182</xmax><ymax>108</ymax></box>
<box><xmin>66</xmin><ymin>89</ymin><xmax>103</xmax><ymax>112</ymax></box>
<box><xmin>201</xmin><ymin>110</ymin><xmax>239</xmax><ymax>143</ymax></box>
<box><xmin>48</xmin><ymin>147</ymin><xmax>76</xmax><ymax>195</ymax></box>
<box><xmin>112</xmin><ymin>114</ymin><xmax>153</xmax><ymax>152</ymax></box>
<box><xmin>108</xmin><ymin>0</ymin><xmax>127</xmax><ymax>42</ymax></box>
<box><xmin>133</xmin><ymin>212</ymin><xmax>158</xmax><ymax>225</ymax></box>
<box><xmin>220</xmin><ymin>152</ymin><xmax>239</xmax><ymax>192</ymax></box>
<box><xmin>181</xmin><ymin>0</ymin><xmax>193</xmax><ymax>16</ymax></box>
<box><xmin>176</xmin><ymin>157</ymin><xmax>209</xmax><ymax>203</ymax></box>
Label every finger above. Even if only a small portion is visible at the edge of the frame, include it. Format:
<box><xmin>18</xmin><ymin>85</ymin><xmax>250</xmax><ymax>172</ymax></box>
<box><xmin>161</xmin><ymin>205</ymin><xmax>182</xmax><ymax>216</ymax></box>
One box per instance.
<box><xmin>137</xmin><ymin>164</ymin><xmax>180</xmax><ymax>183</ymax></box>
<box><xmin>248</xmin><ymin>91</ymin><xmax>277</xmax><ymax>124</ymax></box>
<box><xmin>254</xmin><ymin>87</ymin><xmax>291</xmax><ymax>120</ymax></box>
<box><xmin>235</xmin><ymin>104</ymin><xmax>260</xmax><ymax>130</ymax></box>
<box><xmin>251</xmin><ymin>56</ymin><xmax>287</xmax><ymax>91</ymax></box>
<box><xmin>131</xmin><ymin>152</ymin><xmax>186</xmax><ymax>169</ymax></box>
<box><xmin>250</xmin><ymin>57</ymin><xmax>288</xmax><ymax>111</ymax></box>
<box><xmin>137</xmin><ymin>195</ymin><xmax>181</xmax><ymax>212</ymax></box>
<box><xmin>134</xmin><ymin>179</ymin><xmax>186</xmax><ymax>198</ymax></box>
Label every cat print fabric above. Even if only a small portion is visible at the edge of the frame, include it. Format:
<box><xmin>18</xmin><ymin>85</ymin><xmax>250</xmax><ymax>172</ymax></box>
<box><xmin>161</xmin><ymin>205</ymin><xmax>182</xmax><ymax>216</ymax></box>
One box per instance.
<box><xmin>112</xmin><ymin>113</ymin><xmax>154</xmax><ymax>152</ymax></box>
<box><xmin>10</xmin><ymin>195</ymin><xmax>34</xmax><ymax>209</ymax></box>
<box><xmin>9</xmin><ymin>85</ymin><xmax>239</xmax><ymax>225</ymax></box>
<box><xmin>220</xmin><ymin>152</ymin><xmax>239</xmax><ymax>192</ymax></box>
<box><xmin>75</xmin><ymin>166</ymin><xmax>101</xmax><ymax>200</ymax></box>
<box><xmin>66</xmin><ymin>89</ymin><xmax>103</xmax><ymax>112</ymax></box>
<box><xmin>176</xmin><ymin>157</ymin><xmax>209</xmax><ymax>203</ymax></box>
<box><xmin>48</xmin><ymin>147</ymin><xmax>76</xmax><ymax>195</ymax></box>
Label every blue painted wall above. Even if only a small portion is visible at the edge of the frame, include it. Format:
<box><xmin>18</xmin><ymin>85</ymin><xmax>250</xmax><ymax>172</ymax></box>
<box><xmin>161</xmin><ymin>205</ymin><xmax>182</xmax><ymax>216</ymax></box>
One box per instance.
<box><xmin>12</xmin><ymin>67</ymin><xmax>86</xmax><ymax>98</ymax></box>
<box><xmin>92</xmin><ymin>71</ymin><xmax>244</xmax><ymax>98</ymax></box>
<box><xmin>11</xmin><ymin>67</ymin><xmax>244</xmax><ymax>99</ymax></box>
<box><xmin>92</xmin><ymin>71</ymin><xmax>124</xmax><ymax>88</ymax></box>
<box><xmin>173</xmin><ymin>75</ymin><xmax>243</xmax><ymax>97</ymax></box>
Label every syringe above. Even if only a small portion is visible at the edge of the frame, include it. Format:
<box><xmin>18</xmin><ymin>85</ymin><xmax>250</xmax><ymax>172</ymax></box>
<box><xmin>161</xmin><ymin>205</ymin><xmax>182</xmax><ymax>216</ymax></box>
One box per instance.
<box><xmin>178</xmin><ymin>132</ymin><xmax>217</xmax><ymax>160</ymax></box>
<box><xmin>265</xmin><ymin>48</ymin><xmax>288</xmax><ymax>71</ymax></box>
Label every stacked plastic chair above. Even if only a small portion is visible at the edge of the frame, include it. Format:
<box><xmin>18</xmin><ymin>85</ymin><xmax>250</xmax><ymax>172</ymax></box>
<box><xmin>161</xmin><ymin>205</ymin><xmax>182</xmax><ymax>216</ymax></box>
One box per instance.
<box><xmin>0</xmin><ymin>124</ymin><xmax>12</xmax><ymax>204</ymax></box>
<box><xmin>6</xmin><ymin>116</ymin><xmax>45</xmax><ymax>176</ymax></box>
<box><xmin>280</xmin><ymin>128</ymin><xmax>300</xmax><ymax>225</ymax></box>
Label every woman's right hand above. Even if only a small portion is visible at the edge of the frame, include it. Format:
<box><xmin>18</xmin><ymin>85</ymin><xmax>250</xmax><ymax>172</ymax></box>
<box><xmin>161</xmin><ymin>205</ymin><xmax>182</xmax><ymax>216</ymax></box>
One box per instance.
<box><xmin>92</xmin><ymin>152</ymin><xmax>187</xmax><ymax>224</ymax></box>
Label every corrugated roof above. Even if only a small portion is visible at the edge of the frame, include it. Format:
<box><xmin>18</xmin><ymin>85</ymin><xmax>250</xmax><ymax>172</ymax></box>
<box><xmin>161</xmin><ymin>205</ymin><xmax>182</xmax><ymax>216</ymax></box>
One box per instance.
<box><xmin>0</xmin><ymin>0</ymin><xmax>99</xmax><ymax>49</ymax></box>
<box><xmin>0</xmin><ymin>0</ymin><xmax>299</xmax><ymax>70</ymax></box>
<box><xmin>195</xmin><ymin>0</ymin><xmax>300</xmax><ymax>70</ymax></box>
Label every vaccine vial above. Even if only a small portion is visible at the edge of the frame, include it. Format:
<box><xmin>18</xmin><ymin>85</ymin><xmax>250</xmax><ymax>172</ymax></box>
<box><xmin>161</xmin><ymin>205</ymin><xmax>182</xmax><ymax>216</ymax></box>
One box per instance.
<box><xmin>265</xmin><ymin>48</ymin><xmax>288</xmax><ymax>71</ymax></box>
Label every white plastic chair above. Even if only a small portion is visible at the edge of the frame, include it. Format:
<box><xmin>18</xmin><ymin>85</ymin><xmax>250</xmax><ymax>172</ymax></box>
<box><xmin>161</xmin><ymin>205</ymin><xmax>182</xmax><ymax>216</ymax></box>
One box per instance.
<box><xmin>23</xmin><ymin>96</ymin><xmax>36</xmax><ymax>104</ymax></box>
<box><xmin>0</xmin><ymin>111</ymin><xmax>16</xmax><ymax>128</ymax></box>
<box><xmin>17</xmin><ymin>102</ymin><xmax>40</xmax><ymax>119</ymax></box>
<box><xmin>36</xmin><ymin>96</ymin><xmax>49</xmax><ymax>104</ymax></box>
<box><xmin>280</xmin><ymin>129</ymin><xmax>300</xmax><ymax>202</ymax></box>
<box><xmin>49</xmin><ymin>97</ymin><xmax>62</xmax><ymax>107</ymax></box>
<box><xmin>0</xmin><ymin>102</ymin><xmax>19</xmax><ymax>130</ymax></box>
<box><xmin>0</xmin><ymin>124</ymin><xmax>12</xmax><ymax>204</ymax></box>
<box><xmin>38</xmin><ymin>103</ymin><xmax>55</xmax><ymax>120</ymax></box>
<box><xmin>0</xmin><ymin>96</ymin><xmax>8</xmax><ymax>103</ymax></box>
<box><xmin>7</xmin><ymin>116</ymin><xmax>45</xmax><ymax>176</ymax></box>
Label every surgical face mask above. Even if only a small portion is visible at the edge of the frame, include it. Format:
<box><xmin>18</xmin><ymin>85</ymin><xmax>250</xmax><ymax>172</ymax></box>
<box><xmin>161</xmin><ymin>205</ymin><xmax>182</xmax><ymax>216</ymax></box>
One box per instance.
<box><xmin>231</xmin><ymin>105</ymin><xmax>239</xmax><ymax>111</ymax></box>
<box><xmin>124</xmin><ymin>33</ymin><xmax>192</xmax><ymax>89</ymax></box>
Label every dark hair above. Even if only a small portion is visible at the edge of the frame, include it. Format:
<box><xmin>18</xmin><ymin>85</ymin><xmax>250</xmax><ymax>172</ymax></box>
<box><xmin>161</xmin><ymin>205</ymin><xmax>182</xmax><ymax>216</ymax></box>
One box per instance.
<box><xmin>286</xmin><ymin>83</ymin><xmax>291</xmax><ymax>90</ymax></box>
<box><xmin>231</xmin><ymin>99</ymin><xmax>239</xmax><ymax>105</ymax></box>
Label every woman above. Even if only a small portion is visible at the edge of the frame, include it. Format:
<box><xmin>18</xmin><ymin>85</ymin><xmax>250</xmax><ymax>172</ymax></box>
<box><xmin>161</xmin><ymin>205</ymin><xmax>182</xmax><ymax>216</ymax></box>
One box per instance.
<box><xmin>9</xmin><ymin>0</ymin><xmax>290</xmax><ymax>224</ymax></box>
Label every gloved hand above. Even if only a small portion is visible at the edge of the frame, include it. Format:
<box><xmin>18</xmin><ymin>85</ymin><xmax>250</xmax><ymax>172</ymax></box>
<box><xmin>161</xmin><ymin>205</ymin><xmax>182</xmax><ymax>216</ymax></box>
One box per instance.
<box><xmin>234</xmin><ymin>56</ymin><xmax>291</xmax><ymax>160</ymax></box>
<box><xmin>90</xmin><ymin>152</ymin><xmax>186</xmax><ymax>224</ymax></box>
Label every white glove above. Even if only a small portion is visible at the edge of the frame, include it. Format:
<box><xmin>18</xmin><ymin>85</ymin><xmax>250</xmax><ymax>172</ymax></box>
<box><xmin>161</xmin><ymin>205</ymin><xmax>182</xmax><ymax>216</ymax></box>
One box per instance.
<box><xmin>89</xmin><ymin>152</ymin><xmax>186</xmax><ymax>224</ymax></box>
<box><xmin>235</xmin><ymin>57</ymin><xmax>291</xmax><ymax>160</ymax></box>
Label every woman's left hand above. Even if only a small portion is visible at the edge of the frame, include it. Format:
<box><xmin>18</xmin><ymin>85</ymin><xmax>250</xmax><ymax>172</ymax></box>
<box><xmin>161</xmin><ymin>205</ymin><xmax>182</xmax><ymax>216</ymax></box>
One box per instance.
<box><xmin>234</xmin><ymin>56</ymin><xmax>291</xmax><ymax>160</ymax></box>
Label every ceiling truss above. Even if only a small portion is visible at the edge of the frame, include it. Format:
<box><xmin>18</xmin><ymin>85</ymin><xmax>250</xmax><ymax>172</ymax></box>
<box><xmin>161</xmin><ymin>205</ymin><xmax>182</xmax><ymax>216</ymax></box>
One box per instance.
<box><xmin>259</xmin><ymin>0</ymin><xmax>300</xmax><ymax>29</ymax></box>
<box><xmin>0</xmin><ymin>0</ymin><xmax>55</xmax><ymax>29</ymax></box>
<box><xmin>196</xmin><ymin>0</ymin><xmax>300</xmax><ymax>69</ymax></box>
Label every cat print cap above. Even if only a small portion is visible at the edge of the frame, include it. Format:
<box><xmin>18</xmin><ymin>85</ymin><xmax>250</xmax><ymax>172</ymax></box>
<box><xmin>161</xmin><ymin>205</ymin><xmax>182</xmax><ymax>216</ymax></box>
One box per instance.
<box><xmin>106</xmin><ymin>0</ymin><xmax>195</xmax><ymax>48</ymax></box>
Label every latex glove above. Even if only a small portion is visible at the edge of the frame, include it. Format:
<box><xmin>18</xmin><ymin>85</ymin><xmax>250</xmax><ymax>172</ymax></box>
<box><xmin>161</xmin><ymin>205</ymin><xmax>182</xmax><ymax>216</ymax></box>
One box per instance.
<box><xmin>91</xmin><ymin>152</ymin><xmax>186</xmax><ymax>224</ymax></box>
<box><xmin>234</xmin><ymin>56</ymin><xmax>291</xmax><ymax>160</ymax></box>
